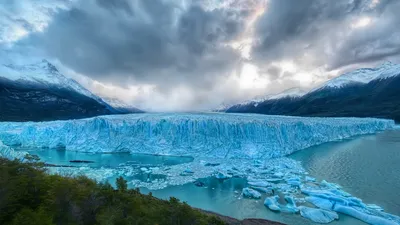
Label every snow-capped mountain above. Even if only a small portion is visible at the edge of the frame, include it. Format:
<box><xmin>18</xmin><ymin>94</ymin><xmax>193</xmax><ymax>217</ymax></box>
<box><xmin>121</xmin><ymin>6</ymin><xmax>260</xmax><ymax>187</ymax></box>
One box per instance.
<box><xmin>227</xmin><ymin>62</ymin><xmax>400</xmax><ymax>122</ymax></box>
<box><xmin>0</xmin><ymin>60</ymin><xmax>123</xmax><ymax>121</ymax></box>
<box><xmin>317</xmin><ymin>61</ymin><xmax>400</xmax><ymax>89</ymax></box>
<box><xmin>102</xmin><ymin>97</ymin><xmax>143</xmax><ymax>113</ymax></box>
<box><xmin>1</xmin><ymin>60</ymin><xmax>95</xmax><ymax>97</ymax></box>
<box><xmin>214</xmin><ymin>87</ymin><xmax>307</xmax><ymax>112</ymax></box>
<box><xmin>241</xmin><ymin>87</ymin><xmax>307</xmax><ymax>107</ymax></box>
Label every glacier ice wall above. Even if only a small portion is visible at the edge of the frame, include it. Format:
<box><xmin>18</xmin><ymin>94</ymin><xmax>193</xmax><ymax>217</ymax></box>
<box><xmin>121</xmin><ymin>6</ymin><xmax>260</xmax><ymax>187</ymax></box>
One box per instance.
<box><xmin>0</xmin><ymin>140</ymin><xmax>27</xmax><ymax>160</ymax></box>
<box><xmin>0</xmin><ymin>113</ymin><xmax>394</xmax><ymax>159</ymax></box>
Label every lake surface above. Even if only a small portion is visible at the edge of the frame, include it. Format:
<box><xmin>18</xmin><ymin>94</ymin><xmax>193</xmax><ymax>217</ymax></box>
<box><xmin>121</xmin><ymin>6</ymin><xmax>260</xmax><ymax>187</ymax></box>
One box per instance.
<box><xmin>19</xmin><ymin>148</ymin><xmax>193</xmax><ymax>168</ymax></box>
<box><xmin>290</xmin><ymin>129</ymin><xmax>400</xmax><ymax>216</ymax></box>
<box><xmin>17</xmin><ymin>129</ymin><xmax>400</xmax><ymax>225</ymax></box>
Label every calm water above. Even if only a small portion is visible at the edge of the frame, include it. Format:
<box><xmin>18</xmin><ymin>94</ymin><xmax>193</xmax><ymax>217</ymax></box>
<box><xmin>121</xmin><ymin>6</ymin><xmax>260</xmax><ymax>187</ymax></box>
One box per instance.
<box><xmin>290</xmin><ymin>129</ymin><xmax>400</xmax><ymax>216</ymax></box>
<box><xmin>18</xmin><ymin>130</ymin><xmax>400</xmax><ymax>225</ymax></box>
<box><xmin>18</xmin><ymin>148</ymin><xmax>193</xmax><ymax>168</ymax></box>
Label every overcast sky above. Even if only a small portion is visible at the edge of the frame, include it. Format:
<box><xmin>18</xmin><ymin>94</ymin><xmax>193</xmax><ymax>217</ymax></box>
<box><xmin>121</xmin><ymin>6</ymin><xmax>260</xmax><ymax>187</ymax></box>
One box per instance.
<box><xmin>1</xmin><ymin>0</ymin><xmax>400</xmax><ymax>111</ymax></box>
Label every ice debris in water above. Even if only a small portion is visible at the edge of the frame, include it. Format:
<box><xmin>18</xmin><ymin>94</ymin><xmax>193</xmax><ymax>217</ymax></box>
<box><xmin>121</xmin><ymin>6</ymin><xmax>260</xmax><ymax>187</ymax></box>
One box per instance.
<box><xmin>305</xmin><ymin>176</ymin><xmax>316</xmax><ymax>182</ymax></box>
<box><xmin>302</xmin><ymin>184</ymin><xmax>400</xmax><ymax>225</ymax></box>
<box><xmin>242</xmin><ymin>188</ymin><xmax>262</xmax><ymax>199</ymax></box>
<box><xmin>264</xmin><ymin>195</ymin><xmax>299</xmax><ymax>213</ymax></box>
<box><xmin>0</xmin><ymin>113</ymin><xmax>394</xmax><ymax>159</ymax></box>
<box><xmin>298</xmin><ymin>206</ymin><xmax>339</xmax><ymax>223</ymax></box>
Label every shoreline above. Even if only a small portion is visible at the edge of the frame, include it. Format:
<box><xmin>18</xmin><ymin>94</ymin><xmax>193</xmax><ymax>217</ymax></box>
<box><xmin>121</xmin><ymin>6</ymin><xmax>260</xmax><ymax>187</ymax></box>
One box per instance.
<box><xmin>198</xmin><ymin>209</ymin><xmax>286</xmax><ymax>225</ymax></box>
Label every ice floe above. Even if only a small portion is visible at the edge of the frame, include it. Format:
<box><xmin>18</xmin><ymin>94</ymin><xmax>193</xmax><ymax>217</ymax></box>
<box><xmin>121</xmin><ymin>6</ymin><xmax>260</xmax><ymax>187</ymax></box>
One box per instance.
<box><xmin>242</xmin><ymin>188</ymin><xmax>262</xmax><ymax>199</ymax></box>
<box><xmin>298</xmin><ymin>206</ymin><xmax>339</xmax><ymax>223</ymax></box>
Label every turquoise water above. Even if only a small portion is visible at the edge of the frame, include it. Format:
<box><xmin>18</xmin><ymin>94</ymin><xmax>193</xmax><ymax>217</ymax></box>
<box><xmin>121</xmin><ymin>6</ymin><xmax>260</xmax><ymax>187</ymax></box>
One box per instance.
<box><xmin>17</xmin><ymin>129</ymin><xmax>400</xmax><ymax>225</ymax></box>
<box><xmin>18</xmin><ymin>148</ymin><xmax>193</xmax><ymax>168</ymax></box>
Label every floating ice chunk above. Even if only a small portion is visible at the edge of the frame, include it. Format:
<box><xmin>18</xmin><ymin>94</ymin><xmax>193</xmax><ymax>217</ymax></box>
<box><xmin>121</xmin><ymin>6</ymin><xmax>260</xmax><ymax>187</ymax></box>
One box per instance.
<box><xmin>250</xmin><ymin>186</ymin><xmax>273</xmax><ymax>194</ymax></box>
<box><xmin>298</xmin><ymin>206</ymin><xmax>339</xmax><ymax>223</ymax></box>
<box><xmin>248</xmin><ymin>180</ymin><xmax>272</xmax><ymax>187</ymax></box>
<box><xmin>242</xmin><ymin>188</ymin><xmax>262</xmax><ymax>199</ymax></box>
<box><xmin>215</xmin><ymin>171</ymin><xmax>232</xmax><ymax>180</ymax></box>
<box><xmin>284</xmin><ymin>195</ymin><xmax>299</xmax><ymax>213</ymax></box>
<box><xmin>140</xmin><ymin>167</ymin><xmax>150</xmax><ymax>173</ymax></box>
<box><xmin>306</xmin><ymin>196</ymin><xmax>334</xmax><ymax>210</ymax></box>
<box><xmin>264</xmin><ymin>195</ymin><xmax>299</xmax><ymax>213</ymax></box>
<box><xmin>303</xmin><ymin>184</ymin><xmax>400</xmax><ymax>225</ymax></box>
<box><xmin>273</xmin><ymin>172</ymin><xmax>284</xmax><ymax>178</ymax></box>
<box><xmin>286</xmin><ymin>177</ymin><xmax>301</xmax><ymax>186</ymax></box>
<box><xmin>321</xmin><ymin>180</ymin><xmax>341</xmax><ymax>189</ymax></box>
<box><xmin>305</xmin><ymin>176</ymin><xmax>316</xmax><ymax>182</ymax></box>
<box><xmin>266</xmin><ymin>178</ymin><xmax>283</xmax><ymax>182</ymax></box>
<box><xmin>184</xmin><ymin>169</ymin><xmax>194</xmax><ymax>174</ymax></box>
<box><xmin>367</xmin><ymin>204</ymin><xmax>384</xmax><ymax>211</ymax></box>
<box><xmin>264</xmin><ymin>195</ymin><xmax>281</xmax><ymax>211</ymax></box>
<box><xmin>333</xmin><ymin>204</ymin><xmax>398</xmax><ymax>225</ymax></box>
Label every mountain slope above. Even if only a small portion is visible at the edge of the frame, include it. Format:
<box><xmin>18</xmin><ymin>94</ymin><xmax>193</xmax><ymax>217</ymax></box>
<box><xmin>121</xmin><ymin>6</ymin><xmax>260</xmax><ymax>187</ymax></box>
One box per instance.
<box><xmin>0</xmin><ymin>60</ymin><xmax>119</xmax><ymax>121</ymax></box>
<box><xmin>227</xmin><ymin>62</ymin><xmax>400</xmax><ymax>122</ymax></box>
<box><xmin>102</xmin><ymin>97</ymin><xmax>144</xmax><ymax>113</ymax></box>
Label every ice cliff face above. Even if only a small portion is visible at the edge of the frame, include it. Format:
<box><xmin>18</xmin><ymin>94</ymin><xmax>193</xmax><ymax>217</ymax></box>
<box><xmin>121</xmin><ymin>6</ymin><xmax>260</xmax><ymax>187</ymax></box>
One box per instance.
<box><xmin>0</xmin><ymin>113</ymin><xmax>394</xmax><ymax>159</ymax></box>
<box><xmin>0</xmin><ymin>140</ymin><xmax>27</xmax><ymax>160</ymax></box>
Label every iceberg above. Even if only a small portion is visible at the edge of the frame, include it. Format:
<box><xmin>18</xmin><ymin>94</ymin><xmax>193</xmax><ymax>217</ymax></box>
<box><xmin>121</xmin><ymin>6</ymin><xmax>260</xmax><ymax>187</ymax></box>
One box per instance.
<box><xmin>242</xmin><ymin>188</ymin><xmax>262</xmax><ymax>199</ymax></box>
<box><xmin>264</xmin><ymin>195</ymin><xmax>281</xmax><ymax>211</ymax></box>
<box><xmin>248</xmin><ymin>180</ymin><xmax>272</xmax><ymax>187</ymax></box>
<box><xmin>303</xmin><ymin>186</ymin><xmax>400</xmax><ymax>225</ymax></box>
<box><xmin>298</xmin><ymin>206</ymin><xmax>339</xmax><ymax>223</ymax></box>
<box><xmin>264</xmin><ymin>195</ymin><xmax>299</xmax><ymax>213</ymax></box>
<box><xmin>0</xmin><ymin>113</ymin><xmax>394</xmax><ymax>159</ymax></box>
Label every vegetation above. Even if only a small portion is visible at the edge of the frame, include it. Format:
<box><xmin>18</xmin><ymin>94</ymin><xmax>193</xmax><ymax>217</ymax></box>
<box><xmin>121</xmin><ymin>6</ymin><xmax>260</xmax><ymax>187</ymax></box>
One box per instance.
<box><xmin>0</xmin><ymin>157</ymin><xmax>225</xmax><ymax>225</ymax></box>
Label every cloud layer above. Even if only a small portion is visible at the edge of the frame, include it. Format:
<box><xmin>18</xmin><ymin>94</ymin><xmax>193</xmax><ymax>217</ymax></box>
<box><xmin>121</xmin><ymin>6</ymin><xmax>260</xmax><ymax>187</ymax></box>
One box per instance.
<box><xmin>1</xmin><ymin>0</ymin><xmax>400</xmax><ymax>111</ymax></box>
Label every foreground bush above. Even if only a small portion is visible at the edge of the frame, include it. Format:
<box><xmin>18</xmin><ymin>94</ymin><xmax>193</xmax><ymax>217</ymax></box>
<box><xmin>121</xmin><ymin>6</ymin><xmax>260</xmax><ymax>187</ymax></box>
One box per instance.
<box><xmin>0</xmin><ymin>157</ymin><xmax>225</xmax><ymax>225</ymax></box>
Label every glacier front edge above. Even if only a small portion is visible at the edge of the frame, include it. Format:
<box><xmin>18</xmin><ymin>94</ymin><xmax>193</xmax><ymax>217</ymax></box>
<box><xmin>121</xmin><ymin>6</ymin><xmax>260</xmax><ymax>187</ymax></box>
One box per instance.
<box><xmin>0</xmin><ymin>113</ymin><xmax>394</xmax><ymax>159</ymax></box>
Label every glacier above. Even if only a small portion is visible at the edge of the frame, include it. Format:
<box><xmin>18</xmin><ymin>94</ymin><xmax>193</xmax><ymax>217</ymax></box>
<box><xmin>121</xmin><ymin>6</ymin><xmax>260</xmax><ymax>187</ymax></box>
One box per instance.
<box><xmin>0</xmin><ymin>113</ymin><xmax>394</xmax><ymax>159</ymax></box>
<box><xmin>0</xmin><ymin>140</ymin><xmax>27</xmax><ymax>160</ymax></box>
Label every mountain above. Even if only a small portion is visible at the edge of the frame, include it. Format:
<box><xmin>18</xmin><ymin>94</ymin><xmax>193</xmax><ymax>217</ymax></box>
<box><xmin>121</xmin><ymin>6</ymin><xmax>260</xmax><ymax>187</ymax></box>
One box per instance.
<box><xmin>0</xmin><ymin>60</ymin><xmax>121</xmax><ymax>121</ymax></box>
<box><xmin>102</xmin><ymin>97</ymin><xmax>144</xmax><ymax>113</ymax></box>
<box><xmin>226</xmin><ymin>62</ymin><xmax>400</xmax><ymax>122</ymax></box>
<box><xmin>214</xmin><ymin>88</ymin><xmax>306</xmax><ymax>112</ymax></box>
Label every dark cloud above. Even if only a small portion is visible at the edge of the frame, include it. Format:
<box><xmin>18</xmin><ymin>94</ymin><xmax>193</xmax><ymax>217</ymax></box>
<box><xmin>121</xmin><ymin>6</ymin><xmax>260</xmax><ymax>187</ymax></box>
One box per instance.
<box><xmin>328</xmin><ymin>0</ymin><xmax>400</xmax><ymax>69</ymax></box>
<box><xmin>30</xmin><ymin>0</ymin><xmax>245</xmax><ymax>88</ymax></box>
<box><xmin>251</xmin><ymin>0</ymin><xmax>400</xmax><ymax>71</ymax></box>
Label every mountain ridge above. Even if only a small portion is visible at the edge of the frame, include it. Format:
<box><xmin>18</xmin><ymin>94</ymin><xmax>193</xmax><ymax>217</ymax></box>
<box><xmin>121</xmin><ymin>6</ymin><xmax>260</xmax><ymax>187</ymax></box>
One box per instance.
<box><xmin>0</xmin><ymin>60</ymin><xmax>142</xmax><ymax>121</ymax></box>
<box><xmin>226</xmin><ymin>62</ymin><xmax>400</xmax><ymax>122</ymax></box>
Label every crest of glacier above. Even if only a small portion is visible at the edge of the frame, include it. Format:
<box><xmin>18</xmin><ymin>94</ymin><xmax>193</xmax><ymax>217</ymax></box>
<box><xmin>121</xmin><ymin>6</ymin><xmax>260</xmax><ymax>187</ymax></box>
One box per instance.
<box><xmin>0</xmin><ymin>113</ymin><xmax>394</xmax><ymax>159</ymax></box>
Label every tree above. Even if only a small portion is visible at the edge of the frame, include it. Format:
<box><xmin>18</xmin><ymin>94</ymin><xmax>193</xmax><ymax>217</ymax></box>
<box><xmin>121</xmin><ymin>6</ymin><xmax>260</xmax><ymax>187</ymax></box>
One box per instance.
<box><xmin>116</xmin><ymin>176</ymin><xmax>127</xmax><ymax>192</ymax></box>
